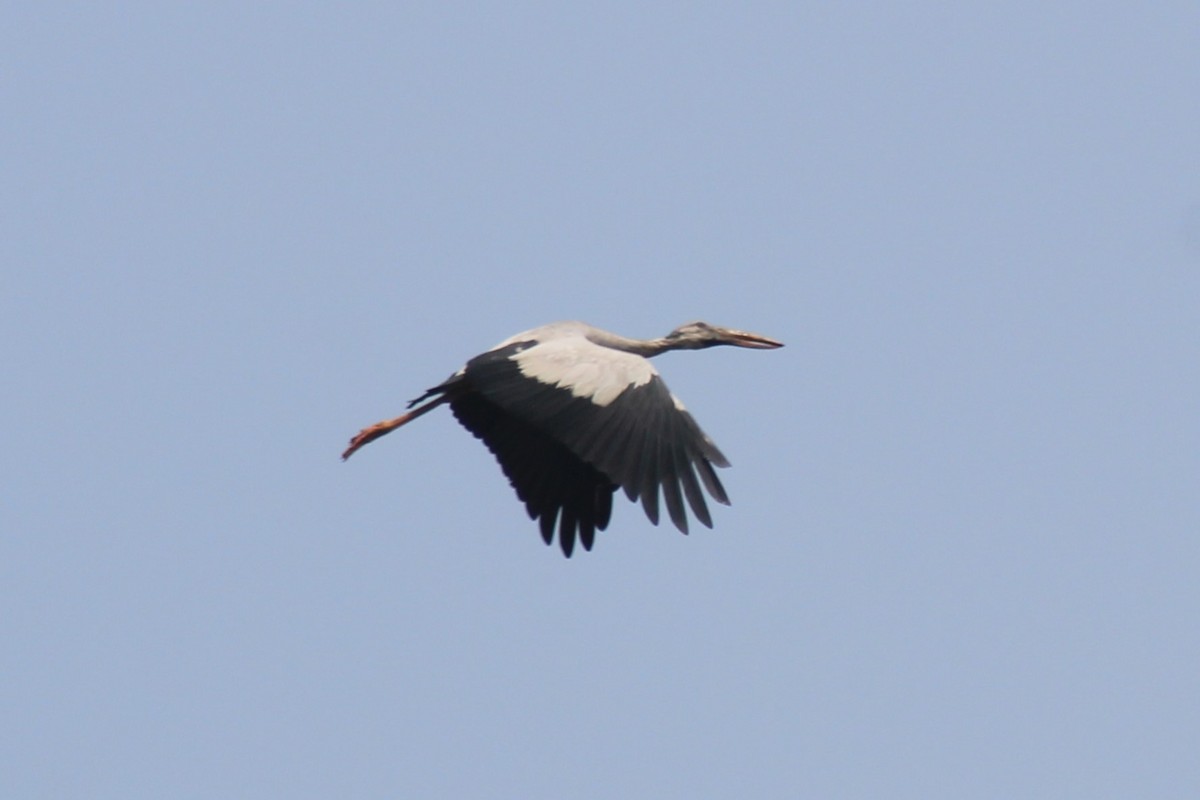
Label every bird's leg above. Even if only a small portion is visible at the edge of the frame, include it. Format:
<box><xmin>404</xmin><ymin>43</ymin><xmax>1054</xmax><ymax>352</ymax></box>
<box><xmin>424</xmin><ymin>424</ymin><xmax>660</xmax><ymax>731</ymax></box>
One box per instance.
<box><xmin>341</xmin><ymin>414</ymin><xmax>412</xmax><ymax>460</ymax></box>
<box><xmin>341</xmin><ymin>396</ymin><xmax>448</xmax><ymax>460</ymax></box>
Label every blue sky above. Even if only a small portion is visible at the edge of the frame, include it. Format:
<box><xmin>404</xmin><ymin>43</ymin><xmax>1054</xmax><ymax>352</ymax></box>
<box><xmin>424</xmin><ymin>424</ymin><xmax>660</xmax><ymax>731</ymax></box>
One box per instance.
<box><xmin>4</xmin><ymin>3</ymin><xmax>1198</xmax><ymax>797</ymax></box>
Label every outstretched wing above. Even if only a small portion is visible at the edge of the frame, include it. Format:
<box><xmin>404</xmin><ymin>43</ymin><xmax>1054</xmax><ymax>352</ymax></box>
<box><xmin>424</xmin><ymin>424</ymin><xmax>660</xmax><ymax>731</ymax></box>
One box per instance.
<box><xmin>449</xmin><ymin>386</ymin><xmax>615</xmax><ymax>557</ymax></box>
<box><xmin>451</xmin><ymin>337</ymin><xmax>731</xmax><ymax>555</ymax></box>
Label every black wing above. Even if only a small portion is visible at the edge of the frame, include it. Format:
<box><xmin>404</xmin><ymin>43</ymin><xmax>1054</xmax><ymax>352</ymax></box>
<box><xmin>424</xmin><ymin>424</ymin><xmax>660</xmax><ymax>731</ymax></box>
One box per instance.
<box><xmin>450</xmin><ymin>387</ymin><xmax>615</xmax><ymax>557</ymax></box>
<box><xmin>443</xmin><ymin>340</ymin><xmax>730</xmax><ymax>555</ymax></box>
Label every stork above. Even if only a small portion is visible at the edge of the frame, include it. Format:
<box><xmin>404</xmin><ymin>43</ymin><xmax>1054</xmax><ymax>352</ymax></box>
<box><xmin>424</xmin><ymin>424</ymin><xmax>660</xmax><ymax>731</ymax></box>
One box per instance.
<box><xmin>342</xmin><ymin>321</ymin><xmax>784</xmax><ymax>556</ymax></box>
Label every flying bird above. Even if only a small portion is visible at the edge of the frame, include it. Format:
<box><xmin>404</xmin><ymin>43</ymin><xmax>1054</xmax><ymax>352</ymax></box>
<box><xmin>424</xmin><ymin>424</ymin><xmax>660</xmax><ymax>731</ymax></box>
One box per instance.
<box><xmin>342</xmin><ymin>320</ymin><xmax>784</xmax><ymax>556</ymax></box>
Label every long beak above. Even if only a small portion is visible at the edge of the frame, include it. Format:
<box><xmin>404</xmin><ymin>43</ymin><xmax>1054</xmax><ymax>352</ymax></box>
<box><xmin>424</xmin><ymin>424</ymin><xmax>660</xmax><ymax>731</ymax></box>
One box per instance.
<box><xmin>716</xmin><ymin>327</ymin><xmax>785</xmax><ymax>349</ymax></box>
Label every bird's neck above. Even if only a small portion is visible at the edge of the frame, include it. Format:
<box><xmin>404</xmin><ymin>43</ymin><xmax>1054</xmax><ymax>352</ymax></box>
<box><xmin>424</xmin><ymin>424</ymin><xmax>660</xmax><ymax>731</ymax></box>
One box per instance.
<box><xmin>626</xmin><ymin>337</ymin><xmax>676</xmax><ymax>358</ymax></box>
<box><xmin>584</xmin><ymin>332</ymin><xmax>675</xmax><ymax>358</ymax></box>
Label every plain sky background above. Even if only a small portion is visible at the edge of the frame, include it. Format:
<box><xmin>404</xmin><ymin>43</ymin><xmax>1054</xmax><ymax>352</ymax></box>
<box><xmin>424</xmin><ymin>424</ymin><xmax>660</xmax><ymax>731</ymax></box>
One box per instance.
<box><xmin>4</xmin><ymin>3</ymin><xmax>1198</xmax><ymax>798</ymax></box>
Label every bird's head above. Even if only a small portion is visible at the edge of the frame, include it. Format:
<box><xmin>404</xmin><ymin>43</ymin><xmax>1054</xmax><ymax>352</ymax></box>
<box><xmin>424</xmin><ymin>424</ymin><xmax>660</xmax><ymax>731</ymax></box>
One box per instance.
<box><xmin>663</xmin><ymin>321</ymin><xmax>784</xmax><ymax>350</ymax></box>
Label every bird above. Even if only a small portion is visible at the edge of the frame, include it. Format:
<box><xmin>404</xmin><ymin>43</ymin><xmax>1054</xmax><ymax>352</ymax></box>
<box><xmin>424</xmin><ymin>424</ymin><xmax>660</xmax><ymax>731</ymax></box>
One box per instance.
<box><xmin>342</xmin><ymin>320</ymin><xmax>784</xmax><ymax>556</ymax></box>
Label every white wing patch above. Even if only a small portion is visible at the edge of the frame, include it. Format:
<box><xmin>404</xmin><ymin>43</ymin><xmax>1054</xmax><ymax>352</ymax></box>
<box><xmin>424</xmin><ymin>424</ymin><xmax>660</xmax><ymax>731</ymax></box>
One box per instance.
<box><xmin>512</xmin><ymin>337</ymin><xmax>657</xmax><ymax>407</ymax></box>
